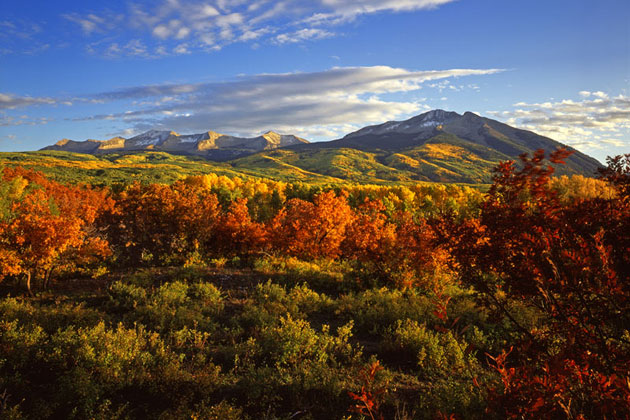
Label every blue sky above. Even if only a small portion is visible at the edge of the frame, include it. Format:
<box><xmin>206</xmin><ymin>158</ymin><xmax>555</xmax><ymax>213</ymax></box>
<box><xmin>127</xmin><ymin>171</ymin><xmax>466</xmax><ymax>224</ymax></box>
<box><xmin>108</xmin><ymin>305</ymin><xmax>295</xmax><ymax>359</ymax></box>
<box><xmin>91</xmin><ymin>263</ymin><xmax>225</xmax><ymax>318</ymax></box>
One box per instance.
<box><xmin>1</xmin><ymin>0</ymin><xmax>628</xmax><ymax>162</ymax></box>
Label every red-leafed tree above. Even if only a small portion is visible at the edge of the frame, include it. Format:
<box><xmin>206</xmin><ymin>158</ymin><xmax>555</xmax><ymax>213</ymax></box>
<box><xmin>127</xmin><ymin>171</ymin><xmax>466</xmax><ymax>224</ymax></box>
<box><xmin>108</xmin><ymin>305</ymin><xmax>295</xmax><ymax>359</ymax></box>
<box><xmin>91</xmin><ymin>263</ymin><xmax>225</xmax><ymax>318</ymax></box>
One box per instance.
<box><xmin>446</xmin><ymin>149</ymin><xmax>630</xmax><ymax>418</ymax></box>
<box><xmin>105</xmin><ymin>182</ymin><xmax>220</xmax><ymax>266</ymax></box>
<box><xmin>213</xmin><ymin>197</ymin><xmax>267</xmax><ymax>256</ymax></box>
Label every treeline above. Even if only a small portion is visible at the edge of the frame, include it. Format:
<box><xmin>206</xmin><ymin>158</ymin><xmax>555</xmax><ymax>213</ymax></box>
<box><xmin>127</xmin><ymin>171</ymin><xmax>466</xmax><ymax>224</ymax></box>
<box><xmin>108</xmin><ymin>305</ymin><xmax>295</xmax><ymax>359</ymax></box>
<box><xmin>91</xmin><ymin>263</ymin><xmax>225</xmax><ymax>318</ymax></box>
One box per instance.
<box><xmin>0</xmin><ymin>150</ymin><xmax>628</xmax><ymax>419</ymax></box>
<box><xmin>0</xmin><ymin>161</ymin><xmax>614</xmax><ymax>294</ymax></box>
<box><xmin>0</xmin><ymin>167</ymin><xmax>490</xmax><ymax>294</ymax></box>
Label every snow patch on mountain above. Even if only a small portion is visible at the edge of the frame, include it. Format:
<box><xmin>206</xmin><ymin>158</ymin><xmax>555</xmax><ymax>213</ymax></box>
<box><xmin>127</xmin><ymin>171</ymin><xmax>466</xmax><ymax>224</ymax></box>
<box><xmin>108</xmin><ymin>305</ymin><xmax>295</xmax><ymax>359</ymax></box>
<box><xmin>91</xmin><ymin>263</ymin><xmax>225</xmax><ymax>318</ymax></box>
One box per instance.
<box><xmin>127</xmin><ymin>130</ymin><xmax>174</xmax><ymax>146</ymax></box>
<box><xmin>344</xmin><ymin>109</ymin><xmax>460</xmax><ymax>139</ymax></box>
<box><xmin>178</xmin><ymin>133</ymin><xmax>208</xmax><ymax>143</ymax></box>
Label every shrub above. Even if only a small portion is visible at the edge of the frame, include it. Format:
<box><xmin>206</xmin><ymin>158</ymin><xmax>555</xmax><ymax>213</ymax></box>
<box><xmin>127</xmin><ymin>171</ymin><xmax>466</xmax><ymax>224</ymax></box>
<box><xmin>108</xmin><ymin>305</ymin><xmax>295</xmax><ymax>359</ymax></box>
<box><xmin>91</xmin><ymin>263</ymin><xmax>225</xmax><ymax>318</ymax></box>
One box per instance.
<box><xmin>384</xmin><ymin>319</ymin><xmax>473</xmax><ymax>378</ymax></box>
<box><xmin>336</xmin><ymin>287</ymin><xmax>435</xmax><ymax>335</ymax></box>
<box><xmin>253</xmin><ymin>255</ymin><xmax>354</xmax><ymax>294</ymax></box>
<box><xmin>239</xmin><ymin>281</ymin><xmax>332</xmax><ymax>330</ymax></box>
<box><xmin>232</xmin><ymin>315</ymin><xmax>361</xmax><ymax>417</ymax></box>
<box><xmin>0</xmin><ymin>297</ymin><xmax>105</xmax><ymax>332</ymax></box>
<box><xmin>109</xmin><ymin>280</ymin><xmax>223</xmax><ymax>334</ymax></box>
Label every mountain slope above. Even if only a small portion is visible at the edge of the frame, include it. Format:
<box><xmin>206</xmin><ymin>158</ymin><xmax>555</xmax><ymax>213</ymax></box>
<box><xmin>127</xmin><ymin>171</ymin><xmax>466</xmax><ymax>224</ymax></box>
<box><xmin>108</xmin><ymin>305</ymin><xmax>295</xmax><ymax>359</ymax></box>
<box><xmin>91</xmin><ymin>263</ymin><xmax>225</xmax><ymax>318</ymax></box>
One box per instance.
<box><xmin>254</xmin><ymin>109</ymin><xmax>602</xmax><ymax>183</ymax></box>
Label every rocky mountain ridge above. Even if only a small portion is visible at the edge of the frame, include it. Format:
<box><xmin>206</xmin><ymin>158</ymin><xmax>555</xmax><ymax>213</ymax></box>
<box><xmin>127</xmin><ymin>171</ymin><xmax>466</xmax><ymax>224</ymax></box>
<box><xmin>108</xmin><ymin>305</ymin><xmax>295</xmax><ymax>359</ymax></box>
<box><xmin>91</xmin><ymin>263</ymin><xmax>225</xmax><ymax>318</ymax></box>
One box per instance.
<box><xmin>43</xmin><ymin>129</ymin><xmax>309</xmax><ymax>160</ymax></box>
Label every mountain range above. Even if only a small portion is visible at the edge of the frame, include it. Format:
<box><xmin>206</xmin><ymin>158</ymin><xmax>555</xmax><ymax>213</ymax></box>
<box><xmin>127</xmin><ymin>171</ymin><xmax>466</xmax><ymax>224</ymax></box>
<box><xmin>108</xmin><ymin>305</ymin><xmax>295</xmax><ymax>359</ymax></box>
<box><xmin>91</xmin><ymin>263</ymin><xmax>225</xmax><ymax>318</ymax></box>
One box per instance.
<box><xmin>43</xmin><ymin>130</ymin><xmax>309</xmax><ymax>161</ymax></box>
<box><xmin>40</xmin><ymin>110</ymin><xmax>601</xmax><ymax>184</ymax></box>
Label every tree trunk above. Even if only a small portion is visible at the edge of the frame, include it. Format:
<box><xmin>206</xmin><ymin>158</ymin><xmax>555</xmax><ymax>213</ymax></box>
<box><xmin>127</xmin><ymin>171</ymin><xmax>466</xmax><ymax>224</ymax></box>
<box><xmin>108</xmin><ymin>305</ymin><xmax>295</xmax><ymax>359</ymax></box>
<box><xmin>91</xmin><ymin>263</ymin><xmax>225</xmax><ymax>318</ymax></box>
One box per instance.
<box><xmin>43</xmin><ymin>267</ymin><xmax>53</xmax><ymax>290</ymax></box>
<box><xmin>25</xmin><ymin>271</ymin><xmax>34</xmax><ymax>297</ymax></box>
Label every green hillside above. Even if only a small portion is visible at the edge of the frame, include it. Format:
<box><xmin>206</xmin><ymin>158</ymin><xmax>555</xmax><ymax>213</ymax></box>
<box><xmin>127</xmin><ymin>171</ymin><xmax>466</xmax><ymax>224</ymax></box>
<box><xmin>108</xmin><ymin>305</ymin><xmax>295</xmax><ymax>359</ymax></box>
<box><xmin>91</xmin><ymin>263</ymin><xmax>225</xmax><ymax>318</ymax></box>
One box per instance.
<box><xmin>231</xmin><ymin>148</ymin><xmax>418</xmax><ymax>183</ymax></box>
<box><xmin>0</xmin><ymin>146</ymin><xmax>495</xmax><ymax>186</ymax></box>
<box><xmin>234</xmin><ymin>133</ymin><xmax>527</xmax><ymax>184</ymax></box>
<box><xmin>0</xmin><ymin>151</ymin><xmax>247</xmax><ymax>186</ymax></box>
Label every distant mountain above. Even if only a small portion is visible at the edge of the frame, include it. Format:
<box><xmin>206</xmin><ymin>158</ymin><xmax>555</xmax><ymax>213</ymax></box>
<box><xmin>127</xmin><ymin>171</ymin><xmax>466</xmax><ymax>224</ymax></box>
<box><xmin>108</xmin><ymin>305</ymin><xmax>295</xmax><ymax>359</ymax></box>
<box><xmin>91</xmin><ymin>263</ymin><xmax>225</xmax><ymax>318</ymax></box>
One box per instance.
<box><xmin>233</xmin><ymin>109</ymin><xmax>601</xmax><ymax>183</ymax></box>
<box><xmin>42</xmin><ymin>130</ymin><xmax>309</xmax><ymax>160</ymax></box>
<box><xmin>38</xmin><ymin>110</ymin><xmax>602</xmax><ymax>184</ymax></box>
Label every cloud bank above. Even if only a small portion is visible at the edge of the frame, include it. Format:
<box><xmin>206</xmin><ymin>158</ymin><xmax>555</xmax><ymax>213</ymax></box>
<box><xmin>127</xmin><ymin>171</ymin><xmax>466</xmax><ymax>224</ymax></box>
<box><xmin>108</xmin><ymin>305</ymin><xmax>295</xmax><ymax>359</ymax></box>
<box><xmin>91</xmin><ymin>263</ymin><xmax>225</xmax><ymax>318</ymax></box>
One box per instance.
<box><xmin>0</xmin><ymin>65</ymin><xmax>500</xmax><ymax>139</ymax></box>
<box><xmin>78</xmin><ymin>66</ymin><xmax>502</xmax><ymax>138</ymax></box>
<box><xmin>490</xmin><ymin>91</ymin><xmax>630</xmax><ymax>152</ymax></box>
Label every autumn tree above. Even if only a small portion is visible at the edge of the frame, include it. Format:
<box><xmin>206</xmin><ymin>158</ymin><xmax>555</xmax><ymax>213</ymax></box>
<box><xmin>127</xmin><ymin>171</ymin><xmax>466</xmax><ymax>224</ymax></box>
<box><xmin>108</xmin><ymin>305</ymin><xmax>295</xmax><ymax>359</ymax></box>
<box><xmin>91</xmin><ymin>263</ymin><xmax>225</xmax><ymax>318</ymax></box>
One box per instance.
<box><xmin>0</xmin><ymin>167</ymin><xmax>113</xmax><ymax>294</ymax></box>
<box><xmin>212</xmin><ymin>197</ymin><xmax>267</xmax><ymax>256</ymax></box>
<box><xmin>105</xmin><ymin>182</ymin><xmax>220</xmax><ymax>266</ymax></box>
<box><xmin>269</xmin><ymin>190</ymin><xmax>354</xmax><ymax>259</ymax></box>
<box><xmin>341</xmin><ymin>198</ymin><xmax>396</xmax><ymax>264</ymax></box>
<box><xmin>446</xmin><ymin>149</ymin><xmax>630</xmax><ymax>418</ymax></box>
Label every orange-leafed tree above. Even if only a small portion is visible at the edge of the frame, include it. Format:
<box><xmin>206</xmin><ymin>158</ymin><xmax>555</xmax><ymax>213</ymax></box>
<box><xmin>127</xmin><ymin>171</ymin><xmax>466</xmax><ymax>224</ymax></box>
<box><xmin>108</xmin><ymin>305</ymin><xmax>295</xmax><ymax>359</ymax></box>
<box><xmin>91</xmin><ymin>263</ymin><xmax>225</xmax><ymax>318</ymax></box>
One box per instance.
<box><xmin>43</xmin><ymin>183</ymin><xmax>112</xmax><ymax>289</ymax></box>
<box><xmin>0</xmin><ymin>171</ymin><xmax>29</xmax><ymax>282</ymax></box>
<box><xmin>0</xmin><ymin>167</ymin><xmax>114</xmax><ymax>294</ymax></box>
<box><xmin>341</xmin><ymin>198</ymin><xmax>396</xmax><ymax>265</ymax></box>
<box><xmin>386</xmin><ymin>210</ymin><xmax>453</xmax><ymax>291</ymax></box>
<box><xmin>270</xmin><ymin>190</ymin><xmax>354</xmax><ymax>259</ymax></box>
<box><xmin>341</xmin><ymin>196</ymin><xmax>452</xmax><ymax>290</ymax></box>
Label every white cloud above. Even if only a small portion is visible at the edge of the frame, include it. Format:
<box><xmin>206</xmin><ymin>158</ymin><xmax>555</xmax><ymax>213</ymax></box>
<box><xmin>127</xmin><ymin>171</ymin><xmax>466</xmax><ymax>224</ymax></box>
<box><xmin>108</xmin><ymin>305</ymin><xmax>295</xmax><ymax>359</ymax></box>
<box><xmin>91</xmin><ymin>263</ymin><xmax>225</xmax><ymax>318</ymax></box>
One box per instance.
<box><xmin>0</xmin><ymin>19</ymin><xmax>42</xmax><ymax>39</ymax></box>
<box><xmin>0</xmin><ymin>114</ymin><xmax>53</xmax><ymax>127</ymax></box>
<box><xmin>153</xmin><ymin>24</ymin><xmax>171</xmax><ymax>39</ymax></box>
<box><xmin>275</xmin><ymin>28</ymin><xmax>335</xmax><ymax>44</ymax></box>
<box><xmin>306</xmin><ymin>0</ymin><xmax>456</xmax><ymax>25</ymax></box>
<box><xmin>0</xmin><ymin>93</ymin><xmax>56</xmax><ymax>109</ymax></box>
<box><xmin>70</xmin><ymin>65</ymin><xmax>501</xmax><ymax>138</ymax></box>
<box><xmin>600</xmin><ymin>138</ymin><xmax>626</xmax><ymax>147</ymax></box>
<box><xmin>490</xmin><ymin>91</ymin><xmax>630</xmax><ymax>153</ymax></box>
<box><xmin>199</xmin><ymin>5</ymin><xmax>220</xmax><ymax>17</ymax></box>
<box><xmin>62</xmin><ymin>11</ymin><xmax>123</xmax><ymax>35</ymax></box>
<box><xmin>216</xmin><ymin>12</ymin><xmax>245</xmax><ymax>27</ymax></box>
<box><xmin>103</xmin><ymin>39</ymin><xmax>150</xmax><ymax>57</ymax></box>
<box><xmin>63</xmin><ymin>13</ymin><xmax>103</xmax><ymax>34</ymax></box>
<box><xmin>1</xmin><ymin>66</ymin><xmax>501</xmax><ymax>137</ymax></box>
<box><xmin>0</xmin><ymin>18</ymin><xmax>49</xmax><ymax>55</ymax></box>
<box><xmin>173</xmin><ymin>43</ymin><xmax>191</xmax><ymax>54</ymax></box>
<box><xmin>175</xmin><ymin>27</ymin><xmax>191</xmax><ymax>39</ymax></box>
<box><xmin>58</xmin><ymin>0</ymin><xmax>458</xmax><ymax>57</ymax></box>
<box><xmin>238</xmin><ymin>27</ymin><xmax>272</xmax><ymax>42</ymax></box>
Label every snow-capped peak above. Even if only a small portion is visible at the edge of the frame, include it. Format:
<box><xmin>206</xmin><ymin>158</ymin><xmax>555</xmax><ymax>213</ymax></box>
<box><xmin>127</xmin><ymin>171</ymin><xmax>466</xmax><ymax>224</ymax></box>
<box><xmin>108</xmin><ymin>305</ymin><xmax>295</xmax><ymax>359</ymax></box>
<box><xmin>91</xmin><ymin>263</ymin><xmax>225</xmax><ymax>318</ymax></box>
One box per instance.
<box><xmin>128</xmin><ymin>130</ymin><xmax>175</xmax><ymax>146</ymax></box>
<box><xmin>344</xmin><ymin>110</ymin><xmax>461</xmax><ymax>138</ymax></box>
<box><xmin>406</xmin><ymin>109</ymin><xmax>459</xmax><ymax>127</ymax></box>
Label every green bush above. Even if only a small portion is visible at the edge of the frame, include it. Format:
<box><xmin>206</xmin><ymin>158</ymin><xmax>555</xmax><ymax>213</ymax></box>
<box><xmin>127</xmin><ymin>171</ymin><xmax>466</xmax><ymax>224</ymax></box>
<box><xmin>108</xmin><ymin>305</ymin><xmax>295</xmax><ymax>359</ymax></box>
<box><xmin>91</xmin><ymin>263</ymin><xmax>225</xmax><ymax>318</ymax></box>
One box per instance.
<box><xmin>252</xmin><ymin>255</ymin><xmax>358</xmax><ymax>294</ymax></box>
<box><xmin>258</xmin><ymin>315</ymin><xmax>357</xmax><ymax>370</ymax></box>
<box><xmin>336</xmin><ymin>287</ymin><xmax>435</xmax><ymax>335</ymax></box>
<box><xmin>108</xmin><ymin>281</ymin><xmax>148</xmax><ymax>310</ymax></box>
<box><xmin>384</xmin><ymin>319</ymin><xmax>474</xmax><ymax>378</ymax></box>
<box><xmin>0</xmin><ymin>297</ymin><xmax>105</xmax><ymax>332</ymax></box>
<box><xmin>231</xmin><ymin>315</ymin><xmax>361</xmax><ymax>417</ymax></box>
<box><xmin>109</xmin><ymin>280</ymin><xmax>223</xmax><ymax>334</ymax></box>
<box><xmin>239</xmin><ymin>281</ymin><xmax>332</xmax><ymax>329</ymax></box>
<box><xmin>0</xmin><ymin>319</ymin><xmax>224</xmax><ymax>419</ymax></box>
